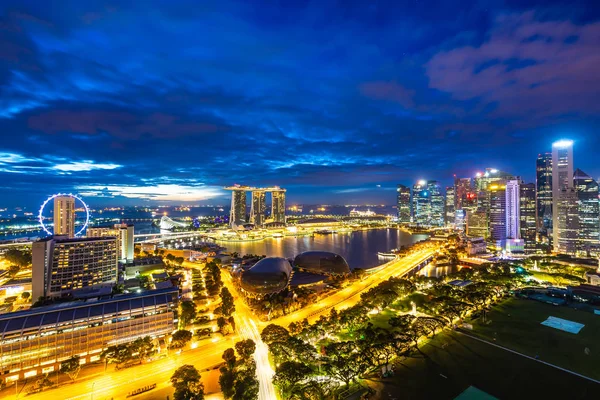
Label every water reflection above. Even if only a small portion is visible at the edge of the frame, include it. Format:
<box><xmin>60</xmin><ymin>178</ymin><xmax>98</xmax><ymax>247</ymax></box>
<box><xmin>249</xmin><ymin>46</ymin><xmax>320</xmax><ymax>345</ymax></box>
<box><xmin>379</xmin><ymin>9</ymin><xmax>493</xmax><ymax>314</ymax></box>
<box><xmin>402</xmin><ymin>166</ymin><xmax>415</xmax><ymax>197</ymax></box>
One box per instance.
<box><xmin>218</xmin><ymin>229</ymin><xmax>428</xmax><ymax>270</ymax></box>
<box><xmin>418</xmin><ymin>263</ymin><xmax>460</xmax><ymax>278</ymax></box>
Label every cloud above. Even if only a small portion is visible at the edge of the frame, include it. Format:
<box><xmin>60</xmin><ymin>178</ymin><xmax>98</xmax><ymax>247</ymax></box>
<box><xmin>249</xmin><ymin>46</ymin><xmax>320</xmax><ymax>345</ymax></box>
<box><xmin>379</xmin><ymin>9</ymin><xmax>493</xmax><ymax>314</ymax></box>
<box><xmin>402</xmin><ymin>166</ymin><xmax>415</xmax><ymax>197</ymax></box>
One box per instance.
<box><xmin>76</xmin><ymin>184</ymin><xmax>224</xmax><ymax>202</ymax></box>
<box><xmin>426</xmin><ymin>12</ymin><xmax>600</xmax><ymax>121</ymax></box>
<box><xmin>52</xmin><ymin>161</ymin><xmax>121</xmax><ymax>172</ymax></box>
<box><xmin>359</xmin><ymin>81</ymin><xmax>415</xmax><ymax>108</ymax></box>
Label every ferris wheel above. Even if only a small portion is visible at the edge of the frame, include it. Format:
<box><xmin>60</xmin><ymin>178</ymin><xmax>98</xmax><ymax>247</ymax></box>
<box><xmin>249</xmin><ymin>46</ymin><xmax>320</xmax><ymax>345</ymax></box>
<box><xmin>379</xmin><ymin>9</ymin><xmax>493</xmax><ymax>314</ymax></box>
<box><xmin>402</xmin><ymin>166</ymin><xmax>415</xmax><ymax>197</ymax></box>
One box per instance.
<box><xmin>38</xmin><ymin>193</ymin><xmax>90</xmax><ymax>236</ymax></box>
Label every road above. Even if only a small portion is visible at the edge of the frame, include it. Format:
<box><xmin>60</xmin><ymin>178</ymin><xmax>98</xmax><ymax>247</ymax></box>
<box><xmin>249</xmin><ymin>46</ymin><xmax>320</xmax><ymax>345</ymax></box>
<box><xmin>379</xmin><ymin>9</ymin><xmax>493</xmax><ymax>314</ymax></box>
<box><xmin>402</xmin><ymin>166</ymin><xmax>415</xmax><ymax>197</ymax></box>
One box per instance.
<box><xmin>16</xmin><ymin>245</ymin><xmax>438</xmax><ymax>400</ymax></box>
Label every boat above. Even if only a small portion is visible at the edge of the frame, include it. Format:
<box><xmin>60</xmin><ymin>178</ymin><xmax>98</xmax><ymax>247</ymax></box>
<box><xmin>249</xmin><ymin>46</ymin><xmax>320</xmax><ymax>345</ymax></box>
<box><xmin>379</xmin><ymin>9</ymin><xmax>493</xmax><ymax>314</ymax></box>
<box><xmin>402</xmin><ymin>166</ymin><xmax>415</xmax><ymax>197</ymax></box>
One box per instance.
<box><xmin>377</xmin><ymin>251</ymin><xmax>397</xmax><ymax>259</ymax></box>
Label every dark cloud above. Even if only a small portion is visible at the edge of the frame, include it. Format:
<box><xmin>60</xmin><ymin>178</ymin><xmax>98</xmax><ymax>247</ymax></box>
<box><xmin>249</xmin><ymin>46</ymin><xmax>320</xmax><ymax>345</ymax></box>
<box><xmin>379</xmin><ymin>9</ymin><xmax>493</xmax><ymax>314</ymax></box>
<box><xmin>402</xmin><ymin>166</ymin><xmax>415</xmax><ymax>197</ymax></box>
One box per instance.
<box><xmin>0</xmin><ymin>0</ymin><xmax>599</xmax><ymax>208</ymax></box>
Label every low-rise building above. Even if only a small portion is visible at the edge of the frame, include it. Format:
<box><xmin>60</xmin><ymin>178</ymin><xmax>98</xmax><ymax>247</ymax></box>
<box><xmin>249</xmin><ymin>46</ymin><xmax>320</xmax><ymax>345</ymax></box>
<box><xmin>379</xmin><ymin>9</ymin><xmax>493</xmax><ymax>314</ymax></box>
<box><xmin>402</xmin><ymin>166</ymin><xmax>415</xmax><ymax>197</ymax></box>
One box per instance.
<box><xmin>0</xmin><ymin>287</ymin><xmax>178</xmax><ymax>383</ymax></box>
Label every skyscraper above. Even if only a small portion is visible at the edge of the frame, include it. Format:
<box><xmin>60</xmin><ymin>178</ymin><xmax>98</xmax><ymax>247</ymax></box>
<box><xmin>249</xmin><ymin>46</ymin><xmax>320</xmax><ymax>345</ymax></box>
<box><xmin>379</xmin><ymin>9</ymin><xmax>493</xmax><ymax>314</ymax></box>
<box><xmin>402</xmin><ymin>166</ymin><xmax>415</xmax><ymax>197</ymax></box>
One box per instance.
<box><xmin>53</xmin><ymin>196</ymin><xmax>75</xmax><ymax>237</ymax></box>
<box><xmin>520</xmin><ymin>183</ymin><xmax>537</xmax><ymax>253</ymax></box>
<box><xmin>505</xmin><ymin>180</ymin><xmax>521</xmax><ymax>240</ymax></box>
<box><xmin>229</xmin><ymin>188</ymin><xmax>247</xmax><ymax>226</ymax></box>
<box><xmin>552</xmin><ymin>140</ymin><xmax>574</xmax><ymax>252</ymax></box>
<box><xmin>428</xmin><ymin>181</ymin><xmax>445</xmax><ymax>227</ymax></box>
<box><xmin>250</xmin><ymin>190</ymin><xmax>266</xmax><ymax>226</ymax></box>
<box><xmin>412</xmin><ymin>181</ymin><xmax>430</xmax><ymax>226</ymax></box>
<box><xmin>536</xmin><ymin>153</ymin><xmax>553</xmax><ymax>232</ymax></box>
<box><xmin>32</xmin><ymin>236</ymin><xmax>118</xmax><ymax>300</ymax></box>
<box><xmin>396</xmin><ymin>184</ymin><xmax>411</xmax><ymax>223</ymax></box>
<box><xmin>556</xmin><ymin>188</ymin><xmax>579</xmax><ymax>254</ymax></box>
<box><xmin>488</xmin><ymin>184</ymin><xmax>507</xmax><ymax>243</ymax></box>
<box><xmin>445</xmin><ymin>186</ymin><xmax>455</xmax><ymax>226</ymax></box>
<box><xmin>271</xmin><ymin>189</ymin><xmax>286</xmax><ymax>223</ymax></box>
<box><xmin>574</xmin><ymin>169</ymin><xmax>600</xmax><ymax>256</ymax></box>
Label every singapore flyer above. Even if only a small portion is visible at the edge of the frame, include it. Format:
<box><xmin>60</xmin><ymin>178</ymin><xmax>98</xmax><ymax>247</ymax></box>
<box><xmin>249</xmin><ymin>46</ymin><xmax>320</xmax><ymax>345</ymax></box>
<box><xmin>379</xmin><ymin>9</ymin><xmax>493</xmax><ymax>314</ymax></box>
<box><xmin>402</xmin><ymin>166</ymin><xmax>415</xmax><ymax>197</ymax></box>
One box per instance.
<box><xmin>38</xmin><ymin>193</ymin><xmax>90</xmax><ymax>237</ymax></box>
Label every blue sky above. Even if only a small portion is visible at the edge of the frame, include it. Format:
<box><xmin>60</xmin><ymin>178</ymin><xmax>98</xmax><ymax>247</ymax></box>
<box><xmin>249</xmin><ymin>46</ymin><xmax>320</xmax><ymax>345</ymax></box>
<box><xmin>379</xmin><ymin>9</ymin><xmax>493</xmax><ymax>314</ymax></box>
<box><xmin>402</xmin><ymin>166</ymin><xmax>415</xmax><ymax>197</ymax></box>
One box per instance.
<box><xmin>1</xmin><ymin>0</ymin><xmax>599</xmax><ymax>208</ymax></box>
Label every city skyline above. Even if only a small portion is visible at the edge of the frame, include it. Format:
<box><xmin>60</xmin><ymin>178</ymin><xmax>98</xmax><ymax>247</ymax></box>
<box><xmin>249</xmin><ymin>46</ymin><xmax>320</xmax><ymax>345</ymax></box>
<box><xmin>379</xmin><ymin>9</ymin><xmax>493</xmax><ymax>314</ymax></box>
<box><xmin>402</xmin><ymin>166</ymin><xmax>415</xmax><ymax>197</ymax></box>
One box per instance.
<box><xmin>1</xmin><ymin>1</ymin><xmax>600</xmax><ymax>208</ymax></box>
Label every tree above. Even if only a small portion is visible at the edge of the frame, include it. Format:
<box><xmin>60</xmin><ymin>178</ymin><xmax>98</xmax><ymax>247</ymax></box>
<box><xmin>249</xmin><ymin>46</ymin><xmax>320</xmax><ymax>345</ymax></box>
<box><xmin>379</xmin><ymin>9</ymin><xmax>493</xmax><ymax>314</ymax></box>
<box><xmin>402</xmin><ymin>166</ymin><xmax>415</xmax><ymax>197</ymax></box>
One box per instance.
<box><xmin>235</xmin><ymin>339</ymin><xmax>256</xmax><ymax>360</ymax></box>
<box><xmin>4</xmin><ymin>249</ymin><xmax>31</xmax><ymax>267</ymax></box>
<box><xmin>220</xmin><ymin>287</ymin><xmax>236</xmax><ymax>317</ymax></box>
<box><xmin>217</xmin><ymin>316</ymin><xmax>233</xmax><ymax>335</ymax></box>
<box><xmin>261</xmin><ymin>324</ymin><xmax>290</xmax><ymax>345</ymax></box>
<box><xmin>130</xmin><ymin>336</ymin><xmax>154</xmax><ymax>362</ymax></box>
<box><xmin>195</xmin><ymin>328</ymin><xmax>212</xmax><ymax>339</ymax></box>
<box><xmin>222</xmin><ymin>348</ymin><xmax>237</xmax><ymax>370</ymax></box>
<box><xmin>232</xmin><ymin>369</ymin><xmax>259</xmax><ymax>400</ymax></box>
<box><xmin>323</xmin><ymin>342</ymin><xmax>366</xmax><ymax>387</ymax></box>
<box><xmin>171</xmin><ymin>365</ymin><xmax>205</xmax><ymax>400</ymax></box>
<box><xmin>60</xmin><ymin>356</ymin><xmax>81</xmax><ymax>381</ymax></box>
<box><xmin>21</xmin><ymin>291</ymin><xmax>31</xmax><ymax>301</ymax></box>
<box><xmin>101</xmin><ymin>344</ymin><xmax>133</xmax><ymax>367</ymax></box>
<box><xmin>175</xmin><ymin>256</ymin><xmax>185</xmax><ymax>265</ymax></box>
<box><xmin>179</xmin><ymin>301</ymin><xmax>197</xmax><ymax>327</ymax></box>
<box><xmin>388</xmin><ymin>314</ymin><xmax>416</xmax><ymax>331</ymax></box>
<box><xmin>219</xmin><ymin>366</ymin><xmax>236</xmax><ymax>399</ymax></box>
<box><xmin>273</xmin><ymin>361</ymin><xmax>313</xmax><ymax>399</ymax></box>
<box><xmin>171</xmin><ymin>330</ymin><xmax>193</xmax><ymax>349</ymax></box>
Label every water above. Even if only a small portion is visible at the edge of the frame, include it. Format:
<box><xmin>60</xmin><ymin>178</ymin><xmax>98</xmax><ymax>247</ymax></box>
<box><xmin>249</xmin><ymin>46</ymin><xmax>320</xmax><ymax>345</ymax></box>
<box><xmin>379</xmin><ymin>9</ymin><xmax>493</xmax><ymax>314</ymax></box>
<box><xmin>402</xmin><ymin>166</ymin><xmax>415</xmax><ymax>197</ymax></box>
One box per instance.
<box><xmin>217</xmin><ymin>229</ymin><xmax>428</xmax><ymax>270</ymax></box>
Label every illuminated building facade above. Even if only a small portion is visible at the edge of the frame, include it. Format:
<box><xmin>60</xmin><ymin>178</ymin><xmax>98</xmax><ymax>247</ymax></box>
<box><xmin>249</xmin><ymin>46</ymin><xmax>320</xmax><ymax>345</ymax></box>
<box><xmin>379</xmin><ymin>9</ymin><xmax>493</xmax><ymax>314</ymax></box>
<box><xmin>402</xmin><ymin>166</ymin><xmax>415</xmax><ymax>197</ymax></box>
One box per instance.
<box><xmin>225</xmin><ymin>185</ymin><xmax>286</xmax><ymax>228</ymax></box>
<box><xmin>250</xmin><ymin>190</ymin><xmax>266</xmax><ymax>226</ymax></box>
<box><xmin>87</xmin><ymin>223</ymin><xmax>134</xmax><ymax>263</ymax></box>
<box><xmin>552</xmin><ymin>140</ymin><xmax>574</xmax><ymax>252</ymax></box>
<box><xmin>412</xmin><ymin>181</ymin><xmax>430</xmax><ymax>226</ymax></box>
<box><xmin>505</xmin><ymin>180</ymin><xmax>521</xmax><ymax>240</ymax></box>
<box><xmin>445</xmin><ymin>186</ymin><xmax>455</xmax><ymax>227</ymax></box>
<box><xmin>32</xmin><ymin>236</ymin><xmax>118</xmax><ymax>300</ymax></box>
<box><xmin>396</xmin><ymin>184</ymin><xmax>411</xmax><ymax>223</ymax></box>
<box><xmin>53</xmin><ymin>196</ymin><xmax>75</xmax><ymax>238</ymax></box>
<box><xmin>228</xmin><ymin>187</ymin><xmax>247</xmax><ymax>226</ymax></box>
<box><xmin>271</xmin><ymin>189</ymin><xmax>286</xmax><ymax>223</ymax></box>
<box><xmin>520</xmin><ymin>183</ymin><xmax>537</xmax><ymax>253</ymax></box>
<box><xmin>556</xmin><ymin>188</ymin><xmax>579</xmax><ymax>254</ymax></box>
<box><xmin>488</xmin><ymin>184</ymin><xmax>507</xmax><ymax>242</ymax></box>
<box><xmin>0</xmin><ymin>288</ymin><xmax>177</xmax><ymax>384</ymax></box>
<box><xmin>411</xmin><ymin>180</ymin><xmax>443</xmax><ymax>227</ymax></box>
<box><xmin>574</xmin><ymin>169</ymin><xmax>600</xmax><ymax>256</ymax></box>
<box><xmin>466</xmin><ymin>209</ymin><xmax>488</xmax><ymax>238</ymax></box>
<box><xmin>536</xmin><ymin>153</ymin><xmax>553</xmax><ymax>232</ymax></box>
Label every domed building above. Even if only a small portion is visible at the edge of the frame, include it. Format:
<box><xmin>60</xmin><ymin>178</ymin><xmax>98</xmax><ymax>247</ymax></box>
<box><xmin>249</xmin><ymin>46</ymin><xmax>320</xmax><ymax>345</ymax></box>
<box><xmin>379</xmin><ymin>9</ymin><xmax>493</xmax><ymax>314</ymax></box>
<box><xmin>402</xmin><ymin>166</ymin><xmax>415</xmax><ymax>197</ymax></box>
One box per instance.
<box><xmin>293</xmin><ymin>251</ymin><xmax>350</xmax><ymax>276</ymax></box>
<box><xmin>240</xmin><ymin>257</ymin><xmax>293</xmax><ymax>296</ymax></box>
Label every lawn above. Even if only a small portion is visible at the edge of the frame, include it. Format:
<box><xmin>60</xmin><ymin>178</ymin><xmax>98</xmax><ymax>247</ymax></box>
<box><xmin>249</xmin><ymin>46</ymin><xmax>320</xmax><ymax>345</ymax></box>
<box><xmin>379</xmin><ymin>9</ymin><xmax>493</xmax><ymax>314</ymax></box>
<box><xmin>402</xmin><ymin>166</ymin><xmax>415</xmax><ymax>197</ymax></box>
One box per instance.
<box><xmin>376</xmin><ymin>331</ymin><xmax>599</xmax><ymax>400</ymax></box>
<box><xmin>470</xmin><ymin>298</ymin><xmax>600</xmax><ymax>380</ymax></box>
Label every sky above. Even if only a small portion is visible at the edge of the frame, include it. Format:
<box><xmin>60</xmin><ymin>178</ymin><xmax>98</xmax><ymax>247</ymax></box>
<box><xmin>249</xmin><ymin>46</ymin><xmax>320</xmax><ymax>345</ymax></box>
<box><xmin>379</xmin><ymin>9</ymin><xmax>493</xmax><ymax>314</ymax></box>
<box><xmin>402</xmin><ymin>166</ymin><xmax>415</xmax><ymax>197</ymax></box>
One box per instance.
<box><xmin>1</xmin><ymin>0</ymin><xmax>599</xmax><ymax>208</ymax></box>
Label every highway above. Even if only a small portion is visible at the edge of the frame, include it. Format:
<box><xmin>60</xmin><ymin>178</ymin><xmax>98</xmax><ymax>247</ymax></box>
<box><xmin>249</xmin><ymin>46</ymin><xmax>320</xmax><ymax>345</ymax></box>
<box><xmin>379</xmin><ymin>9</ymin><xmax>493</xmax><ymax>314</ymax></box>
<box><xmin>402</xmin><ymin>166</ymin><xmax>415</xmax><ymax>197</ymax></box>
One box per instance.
<box><xmin>17</xmin><ymin>245</ymin><xmax>438</xmax><ymax>400</ymax></box>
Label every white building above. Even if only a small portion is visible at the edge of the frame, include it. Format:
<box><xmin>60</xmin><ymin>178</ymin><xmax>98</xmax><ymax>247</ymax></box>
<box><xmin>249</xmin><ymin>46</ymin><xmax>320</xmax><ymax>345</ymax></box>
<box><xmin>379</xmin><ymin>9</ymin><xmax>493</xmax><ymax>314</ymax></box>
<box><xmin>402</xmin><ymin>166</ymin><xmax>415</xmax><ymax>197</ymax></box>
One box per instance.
<box><xmin>87</xmin><ymin>223</ymin><xmax>135</xmax><ymax>263</ymax></box>
<box><xmin>505</xmin><ymin>180</ymin><xmax>520</xmax><ymax>239</ymax></box>
<box><xmin>552</xmin><ymin>140</ymin><xmax>574</xmax><ymax>252</ymax></box>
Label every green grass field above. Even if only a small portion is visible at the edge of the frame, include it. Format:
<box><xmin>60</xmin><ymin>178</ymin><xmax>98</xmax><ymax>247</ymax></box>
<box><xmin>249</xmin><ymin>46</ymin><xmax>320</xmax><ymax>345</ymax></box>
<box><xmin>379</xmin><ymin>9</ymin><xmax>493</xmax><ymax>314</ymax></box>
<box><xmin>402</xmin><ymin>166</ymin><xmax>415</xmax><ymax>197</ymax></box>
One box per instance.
<box><xmin>376</xmin><ymin>331</ymin><xmax>599</xmax><ymax>400</ymax></box>
<box><xmin>470</xmin><ymin>298</ymin><xmax>600</xmax><ymax>380</ymax></box>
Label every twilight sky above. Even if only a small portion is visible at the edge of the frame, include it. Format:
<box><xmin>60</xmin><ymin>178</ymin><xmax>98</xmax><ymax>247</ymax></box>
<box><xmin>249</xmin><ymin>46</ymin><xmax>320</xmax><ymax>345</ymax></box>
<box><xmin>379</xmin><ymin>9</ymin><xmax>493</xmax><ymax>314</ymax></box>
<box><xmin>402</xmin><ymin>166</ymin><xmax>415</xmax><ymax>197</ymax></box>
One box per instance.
<box><xmin>1</xmin><ymin>0</ymin><xmax>599</xmax><ymax>208</ymax></box>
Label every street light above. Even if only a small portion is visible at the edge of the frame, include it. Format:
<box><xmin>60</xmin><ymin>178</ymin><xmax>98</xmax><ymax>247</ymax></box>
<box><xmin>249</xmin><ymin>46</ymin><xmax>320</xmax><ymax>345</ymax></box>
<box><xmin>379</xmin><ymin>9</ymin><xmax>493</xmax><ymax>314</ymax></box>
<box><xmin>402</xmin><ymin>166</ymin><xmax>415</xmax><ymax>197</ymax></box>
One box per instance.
<box><xmin>91</xmin><ymin>382</ymin><xmax>96</xmax><ymax>400</ymax></box>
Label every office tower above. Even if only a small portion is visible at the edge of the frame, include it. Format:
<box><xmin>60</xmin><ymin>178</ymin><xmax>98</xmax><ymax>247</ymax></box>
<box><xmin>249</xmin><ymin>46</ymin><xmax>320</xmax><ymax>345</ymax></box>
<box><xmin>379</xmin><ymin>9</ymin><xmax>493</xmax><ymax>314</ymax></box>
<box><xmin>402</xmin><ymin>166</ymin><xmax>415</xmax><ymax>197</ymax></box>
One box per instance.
<box><xmin>574</xmin><ymin>169</ymin><xmax>600</xmax><ymax>256</ymax></box>
<box><xmin>32</xmin><ymin>236</ymin><xmax>118</xmax><ymax>300</ymax></box>
<box><xmin>488</xmin><ymin>183</ymin><xmax>507</xmax><ymax>242</ymax></box>
<box><xmin>466</xmin><ymin>209</ymin><xmax>488</xmax><ymax>238</ymax></box>
<box><xmin>87</xmin><ymin>223</ymin><xmax>135</xmax><ymax>263</ymax></box>
<box><xmin>505</xmin><ymin>180</ymin><xmax>520</xmax><ymax>239</ymax></box>
<box><xmin>53</xmin><ymin>196</ymin><xmax>75</xmax><ymax>237</ymax></box>
<box><xmin>250</xmin><ymin>190</ymin><xmax>266</xmax><ymax>226</ymax></box>
<box><xmin>271</xmin><ymin>189</ymin><xmax>286</xmax><ymax>223</ymax></box>
<box><xmin>229</xmin><ymin>188</ymin><xmax>247</xmax><ymax>227</ymax></box>
<box><xmin>428</xmin><ymin>181</ymin><xmax>445</xmax><ymax>227</ymax></box>
<box><xmin>396</xmin><ymin>184</ymin><xmax>411</xmax><ymax>223</ymax></box>
<box><xmin>454</xmin><ymin>177</ymin><xmax>473</xmax><ymax>211</ymax></box>
<box><xmin>0</xmin><ymin>287</ymin><xmax>177</xmax><ymax>383</ymax></box>
<box><xmin>445</xmin><ymin>186</ymin><xmax>455</xmax><ymax>226</ymax></box>
<box><xmin>552</xmin><ymin>140</ymin><xmax>574</xmax><ymax>252</ymax></box>
<box><xmin>412</xmin><ymin>181</ymin><xmax>430</xmax><ymax>226</ymax></box>
<box><xmin>556</xmin><ymin>188</ymin><xmax>579</xmax><ymax>254</ymax></box>
<box><xmin>520</xmin><ymin>183</ymin><xmax>537</xmax><ymax>253</ymax></box>
<box><xmin>536</xmin><ymin>153</ymin><xmax>553</xmax><ymax>231</ymax></box>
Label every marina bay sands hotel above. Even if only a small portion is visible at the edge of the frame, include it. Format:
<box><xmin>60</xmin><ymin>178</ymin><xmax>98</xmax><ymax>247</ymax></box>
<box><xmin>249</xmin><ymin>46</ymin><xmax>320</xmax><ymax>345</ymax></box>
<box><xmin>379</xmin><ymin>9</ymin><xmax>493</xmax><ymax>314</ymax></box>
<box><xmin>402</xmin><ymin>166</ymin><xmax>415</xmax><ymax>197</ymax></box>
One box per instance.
<box><xmin>224</xmin><ymin>185</ymin><xmax>286</xmax><ymax>227</ymax></box>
